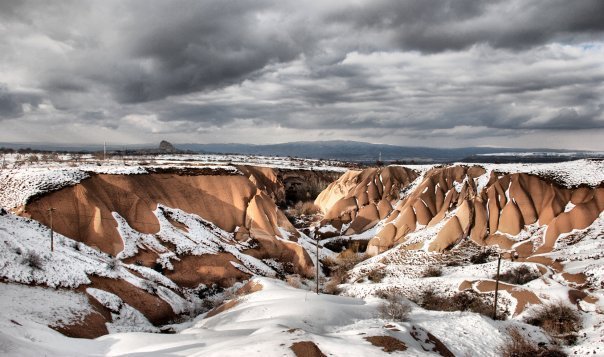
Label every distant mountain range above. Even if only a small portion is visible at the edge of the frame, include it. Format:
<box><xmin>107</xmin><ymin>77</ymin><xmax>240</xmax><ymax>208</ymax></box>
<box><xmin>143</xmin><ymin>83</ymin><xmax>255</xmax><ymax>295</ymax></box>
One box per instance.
<box><xmin>179</xmin><ymin>141</ymin><xmax>603</xmax><ymax>163</ymax></box>
<box><xmin>2</xmin><ymin>140</ymin><xmax>602</xmax><ymax>163</ymax></box>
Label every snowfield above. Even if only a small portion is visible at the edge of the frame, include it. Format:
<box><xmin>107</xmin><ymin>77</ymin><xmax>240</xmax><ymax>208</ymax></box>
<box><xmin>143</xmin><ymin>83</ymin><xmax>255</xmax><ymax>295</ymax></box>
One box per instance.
<box><xmin>0</xmin><ymin>277</ymin><xmax>550</xmax><ymax>356</ymax></box>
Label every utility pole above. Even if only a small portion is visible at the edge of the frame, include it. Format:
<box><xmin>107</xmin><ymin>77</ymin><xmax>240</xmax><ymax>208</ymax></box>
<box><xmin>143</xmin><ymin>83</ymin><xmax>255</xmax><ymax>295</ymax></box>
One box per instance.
<box><xmin>103</xmin><ymin>141</ymin><xmax>107</xmax><ymax>161</ymax></box>
<box><xmin>316</xmin><ymin>237</ymin><xmax>320</xmax><ymax>295</ymax></box>
<box><xmin>48</xmin><ymin>207</ymin><xmax>56</xmax><ymax>252</ymax></box>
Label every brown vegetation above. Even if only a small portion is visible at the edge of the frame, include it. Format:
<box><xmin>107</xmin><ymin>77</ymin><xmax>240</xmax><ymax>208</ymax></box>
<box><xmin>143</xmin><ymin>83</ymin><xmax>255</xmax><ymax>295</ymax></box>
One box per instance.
<box><xmin>497</xmin><ymin>265</ymin><xmax>542</xmax><ymax>285</ymax></box>
<box><xmin>499</xmin><ymin>327</ymin><xmax>567</xmax><ymax>357</ymax></box>
<box><xmin>418</xmin><ymin>288</ymin><xmax>493</xmax><ymax>318</ymax></box>
<box><xmin>525</xmin><ymin>301</ymin><xmax>582</xmax><ymax>338</ymax></box>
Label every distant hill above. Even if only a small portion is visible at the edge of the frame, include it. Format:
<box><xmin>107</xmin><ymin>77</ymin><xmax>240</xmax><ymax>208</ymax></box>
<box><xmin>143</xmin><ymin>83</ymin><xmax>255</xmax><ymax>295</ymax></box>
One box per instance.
<box><xmin>179</xmin><ymin>140</ymin><xmax>602</xmax><ymax>163</ymax></box>
<box><xmin>1</xmin><ymin>140</ymin><xmax>602</xmax><ymax>163</ymax></box>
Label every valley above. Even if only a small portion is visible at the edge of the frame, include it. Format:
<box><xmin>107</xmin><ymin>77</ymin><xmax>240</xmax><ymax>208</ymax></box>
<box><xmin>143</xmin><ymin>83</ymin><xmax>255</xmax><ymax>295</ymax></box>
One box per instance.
<box><xmin>0</xmin><ymin>154</ymin><xmax>603</xmax><ymax>356</ymax></box>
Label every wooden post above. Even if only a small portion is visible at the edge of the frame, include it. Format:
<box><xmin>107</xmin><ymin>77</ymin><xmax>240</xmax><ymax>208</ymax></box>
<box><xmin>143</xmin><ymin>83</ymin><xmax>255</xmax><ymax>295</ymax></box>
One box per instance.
<box><xmin>48</xmin><ymin>207</ymin><xmax>56</xmax><ymax>252</ymax></box>
<box><xmin>493</xmin><ymin>252</ymin><xmax>502</xmax><ymax>319</ymax></box>
<box><xmin>316</xmin><ymin>238</ymin><xmax>320</xmax><ymax>295</ymax></box>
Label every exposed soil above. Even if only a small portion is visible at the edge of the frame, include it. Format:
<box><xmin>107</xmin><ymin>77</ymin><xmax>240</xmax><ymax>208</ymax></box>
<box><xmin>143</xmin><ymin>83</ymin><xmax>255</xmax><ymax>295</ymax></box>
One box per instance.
<box><xmin>165</xmin><ymin>252</ymin><xmax>251</xmax><ymax>288</ymax></box>
<box><xmin>88</xmin><ymin>276</ymin><xmax>177</xmax><ymax>325</ymax></box>
<box><xmin>51</xmin><ymin>308</ymin><xmax>109</xmax><ymax>339</ymax></box>
<box><xmin>364</xmin><ymin>335</ymin><xmax>407</xmax><ymax>353</ymax></box>
<box><xmin>290</xmin><ymin>341</ymin><xmax>327</xmax><ymax>357</ymax></box>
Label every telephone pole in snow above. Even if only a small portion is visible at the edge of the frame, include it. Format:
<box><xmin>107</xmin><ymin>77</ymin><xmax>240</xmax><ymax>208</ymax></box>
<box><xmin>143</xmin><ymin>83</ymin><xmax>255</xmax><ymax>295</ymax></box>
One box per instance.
<box><xmin>103</xmin><ymin>141</ymin><xmax>106</xmax><ymax>161</ymax></box>
<box><xmin>48</xmin><ymin>207</ymin><xmax>56</xmax><ymax>252</ymax></box>
<box><xmin>316</xmin><ymin>237</ymin><xmax>320</xmax><ymax>295</ymax></box>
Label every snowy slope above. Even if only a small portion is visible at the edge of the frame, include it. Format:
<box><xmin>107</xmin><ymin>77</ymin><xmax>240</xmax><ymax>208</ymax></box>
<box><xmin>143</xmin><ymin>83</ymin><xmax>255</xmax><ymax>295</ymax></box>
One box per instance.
<box><xmin>0</xmin><ymin>277</ymin><xmax>551</xmax><ymax>356</ymax></box>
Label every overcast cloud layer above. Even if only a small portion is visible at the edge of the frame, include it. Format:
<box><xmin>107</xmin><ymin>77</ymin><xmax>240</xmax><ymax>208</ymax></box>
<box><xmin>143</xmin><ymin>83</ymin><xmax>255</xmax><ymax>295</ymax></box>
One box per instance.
<box><xmin>1</xmin><ymin>0</ymin><xmax>603</xmax><ymax>149</ymax></box>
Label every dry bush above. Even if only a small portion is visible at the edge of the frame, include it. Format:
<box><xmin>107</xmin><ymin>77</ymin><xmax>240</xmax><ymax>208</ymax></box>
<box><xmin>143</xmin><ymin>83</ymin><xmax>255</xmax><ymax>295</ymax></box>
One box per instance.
<box><xmin>497</xmin><ymin>265</ymin><xmax>541</xmax><ymax>285</ymax></box>
<box><xmin>322</xmin><ymin>250</ymin><xmax>369</xmax><ymax>295</ymax></box>
<box><xmin>500</xmin><ymin>327</ymin><xmax>539</xmax><ymax>356</ymax></box>
<box><xmin>337</xmin><ymin>249</ymin><xmax>369</xmax><ymax>270</ymax></box>
<box><xmin>378</xmin><ymin>293</ymin><xmax>411</xmax><ymax>321</ymax></box>
<box><xmin>470</xmin><ymin>250</ymin><xmax>493</xmax><ymax>264</ymax></box>
<box><xmin>525</xmin><ymin>301</ymin><xmax>582</xmax><ymax>337</ymax></box>
<box><xmin>450</xmin><ymin>291</ymin><xmax>493</xmax><ymax>317</ymax></box>
<box><xmin>288</xmin><ymin>201</ymin><xmax>321</xmax><ymax>216</ymax></box>
<box><xmin>323</xmin><ymin>278</ymin><xmax>342</xmax><ymax>295</ymax></box>
<box><xmin>27</xmin><ymin>154</ymin><xmax>39</xmax><ymax>164</ymax></box>
<box><xmin>418</xmin><ymin>288</ymin><xmax>493</xmax><ymax>318</ymax></box>
<box><xmin>22</xmin><ymin>251</ymin><xmax>43</xmax><ymax>270</ymax></box>
<box><xmin>499</xmin><ymin>327</ymin><xmax>567</xmax><ymax>357</ymax></box>
<box><xmin>321</xmin><ymin>255</ymin><xmax>338</xmax><ymax>268</ymax></box>
<box><xmin>422</xmin><ymin>265</ymin><xmax>443</xmax><ymax>277</ymax></box>
<box><xmin>367</xmin><ymin>268</ymin><xmax>386</xmax><ymax>282</ymax></box>
<box><xmin>286</xmin><ymin>274</ymin><xmax>302</xmax><ymax>289</ymax></box>
<box><xmin>106</xmin><ymin>258</ymin><xmax>120</xmax><ymax>271</ymax></box>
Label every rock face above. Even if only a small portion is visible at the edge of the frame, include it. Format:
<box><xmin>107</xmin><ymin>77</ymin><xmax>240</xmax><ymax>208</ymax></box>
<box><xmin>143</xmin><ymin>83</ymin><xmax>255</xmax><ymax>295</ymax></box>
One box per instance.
<box><xmin>314</xmin><ymin>166</ymin><xmax>418</xmax><ymax>235</ymax></box>
<box><xmin>15</xmin><ymin>165</ymin><xmax>341</xmax><ymax>336</ymax></box>
<box><xmin>317</xmin><ymin>165</ymin><xmax>604</xmax><ymax>257</ymax></box>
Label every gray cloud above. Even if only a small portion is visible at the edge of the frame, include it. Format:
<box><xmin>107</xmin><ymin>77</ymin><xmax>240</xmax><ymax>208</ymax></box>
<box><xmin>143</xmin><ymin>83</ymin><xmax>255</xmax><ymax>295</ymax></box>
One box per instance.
<box><xmin>0</xmin><ymin>85</ymin><xmax>42</xmax><ymax>119</ymax></box>
<box><xmin>0</xmin><ymin>0</ymin><xmax>603</xmax><ymax>149</ymax></box>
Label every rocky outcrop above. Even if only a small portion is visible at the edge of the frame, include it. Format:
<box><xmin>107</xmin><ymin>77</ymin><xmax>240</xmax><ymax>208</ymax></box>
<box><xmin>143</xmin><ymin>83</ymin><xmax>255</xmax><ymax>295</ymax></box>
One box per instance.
<box><xmin>317</xmin><ymin>164</ymin><xmax>604</xmax><ymax>258</ymax></box>
<box><xmin>16</xmin><ymin>165</ymin><xmax>342</xmax><ymax>335</ymax></box>
<box><xmin>315</xmin><ymin>166</ymin><xmax>418</xmax><ymax>235</ymax></box>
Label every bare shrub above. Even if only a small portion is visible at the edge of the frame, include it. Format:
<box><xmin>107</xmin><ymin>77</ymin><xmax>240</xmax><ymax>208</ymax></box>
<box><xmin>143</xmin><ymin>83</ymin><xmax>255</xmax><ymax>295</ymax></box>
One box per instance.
<box><xmin>22</xmin><ymin>251</ymin><xmax>43</xmax><ymax>270</ymax></box>
<box><xmin>470</xmin><ymin>250</ymin><xmax>493</xmax><ymax>264</ymax></box>
<box><xmin>323</xmin><ymin>278</ymin><xmax>342</xmax><ymax>295</ymax></box>
<box><xmin>106</xmin><ymin>258</ymin><xmax>120</xmax><ymax>271</ymax></box>
<box><xmin>450</xmin><ymin>291</ymin><xmax>492</xmax><ymax>317</ymax></box>
<box><xmin>321</xmin><ymin>255</ymin><xmax>338</xmax><ymax>268</ymax></box>
<box><xmin>499</xmin><ymin>327</ymin><xmax>567</xmax><ymax>357</ymax></box>
<box><xmin>422</xmin><ymin>265</ymin><xmax>442</xmax><ymax>277</ymax></box>
<box><xmin>367</xmin><ymin>268</ymin><xmax>386</xmax><ymax>282</ymax></box>
<box><xmin>525</xmin><ymin>301</ymin><xmax>582</xmax><ymax>337</ymax></box>
<box><xmin>322</xmin><ymin>250</ymin><xmax>369</xmax><ymax>295</ymax></box>
<box><xmin>418</xmin><ymin>288</ymin><xmax>492</xmax><ymax>318</ymax></box>
<box><xmin>378</xmin><ymin>293</ymin><xmax>411</xmax><ymax>321</ymax></box>
<box><xmin>26</xmin><ymin>154</ymin><xmax>39</xmax><ymax>164</ymax></box>
<box><xmin>337</xmin><ymin>249</ymin><xmax>369</xmax><ymax>270</ymax></box>
<box><xmin>499</xmin><ymin>327</ymin><xmax>539</xmax><ymax>356</ymax></box>
<box><xmin>286</xmin><ymin>274</ymin><xmax>302</xmax><ymax>289</ymax></box>
<box><xmin>324</xmin><ymin>266</ymin><xmax>347</xmax><ymax>295</ymax></box>
<box><xmin>497</xmin><ymin>265</ymin><xmax>541</xmax><ymax>285</ymax></box>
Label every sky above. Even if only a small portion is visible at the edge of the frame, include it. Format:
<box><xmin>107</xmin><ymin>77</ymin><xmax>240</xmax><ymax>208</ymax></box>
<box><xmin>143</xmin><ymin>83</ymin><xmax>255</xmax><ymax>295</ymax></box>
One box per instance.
<box><xmin>1</xmin><ymin>0</ymin><xmax>604</xmax><ymax>150</ymax></box>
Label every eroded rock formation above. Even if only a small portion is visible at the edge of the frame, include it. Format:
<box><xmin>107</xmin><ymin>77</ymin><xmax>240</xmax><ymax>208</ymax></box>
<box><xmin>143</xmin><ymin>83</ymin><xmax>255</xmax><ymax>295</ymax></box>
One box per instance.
<box><xmin>317</xmin><ymin>165</ymin><xmax>604</xmax><ymax>257</ymax></box>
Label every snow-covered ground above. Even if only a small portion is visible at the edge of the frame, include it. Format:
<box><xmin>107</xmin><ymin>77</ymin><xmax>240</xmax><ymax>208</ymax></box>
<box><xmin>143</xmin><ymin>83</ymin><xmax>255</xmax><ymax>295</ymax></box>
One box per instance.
<box><xmin>1</xmin><ymin>158</ymin><xmax>603</xmax><ymax>355</ymax></box>
<box><xmin>0</xmin><ymin>277</ymin><xmax>551</xmax><ymax>356</ymax></box>
<box><xmin>0</xmin><ymin>153</ymin><xmax>348</xmax><ymax>210</ymax></box>
<box><xmin>334</xmin><ymin>213</ymin><xmax>604</xmax><ymax>356</ymax></box>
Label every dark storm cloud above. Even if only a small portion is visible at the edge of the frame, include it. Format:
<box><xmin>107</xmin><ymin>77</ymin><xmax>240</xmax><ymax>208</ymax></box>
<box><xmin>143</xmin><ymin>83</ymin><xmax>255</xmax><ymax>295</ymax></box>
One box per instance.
<box><xmin>0</xmin><ymin>85</ymin><xmax>42</xmax><ymax>119</ymax></box>
<box><xmin>1</xmin><ymin>0</ymin><xmax>603</xmax><ymax>147</ymax></box>
<box><xmin>77</xmin><ymin>0</ymin><xmax>303</xmax><ymax>104</ymax></box>
<box><xmin>328</xmin><ymin>0</ymin><xmax>604</xmax><ymax>52</ymax></box>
